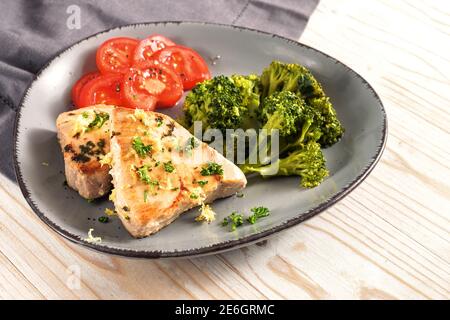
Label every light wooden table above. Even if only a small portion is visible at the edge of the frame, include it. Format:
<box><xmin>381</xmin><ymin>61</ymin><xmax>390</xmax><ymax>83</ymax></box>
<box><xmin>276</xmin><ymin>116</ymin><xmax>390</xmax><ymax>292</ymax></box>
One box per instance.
<box><xmin>0</xmin><ymin>0</ymin><xmax>449</xmax><ymax>299</ymax></box>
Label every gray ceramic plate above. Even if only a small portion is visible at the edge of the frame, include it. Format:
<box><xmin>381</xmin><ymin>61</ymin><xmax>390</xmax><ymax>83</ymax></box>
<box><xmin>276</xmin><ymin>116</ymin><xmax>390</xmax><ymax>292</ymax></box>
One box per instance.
<box><xmin>14</xmin><ymin>22</ymin><xmax>386</xmax><ymax>258</ymax></box>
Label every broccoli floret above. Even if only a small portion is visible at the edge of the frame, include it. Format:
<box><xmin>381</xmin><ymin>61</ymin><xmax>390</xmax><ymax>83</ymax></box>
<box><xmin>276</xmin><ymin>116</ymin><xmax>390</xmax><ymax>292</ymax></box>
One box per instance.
<box><xmin>183</xmin><ymin>75</ymin><xmax>261</xmax><ymax>133</ymax></box>
<box><xmin>183</xmin><ymin>75</ymin><xmax>246</xmax><ymax>132</ymax></box>
<box><xmin>241</xmin><ymin>91</ymin><xmax>305</xmax><ymax>170</ymax></box>
<box><xmin>308</xmin><ymin>97</ymin><xmax>344</xmax><ymax>146</ymax></box>
<box><xmin>231</xmin><ymin>74</ymin><xmax>260</xmax><ymax>109</ymax></box>
<box><xmin>243</xmin><ymin>141</ymin><xmax>329</xmax><ymax>188</ymax></box>
<box><xmin>279</xmin><ymin>103</ymin><xmax>323</xmax><ymax>154</ymax></box>
<box><xmin>261</xmin><ymin>61</ymin><xmax>324</xmax><ymax>99</ymax></box>
<box><xmin>230</xmin><ymin>74</ymin><xmax>261</xmax><ymax>129</ymax></box>
<box><xmin>261</xmin><ymin>61</ymin><xmax>344</xmax><ymax>147</ymax></box>
<box><xmin>258</xmin><ymin>91</ymin><xmax>304</xmax><ymax>137</ymax></box>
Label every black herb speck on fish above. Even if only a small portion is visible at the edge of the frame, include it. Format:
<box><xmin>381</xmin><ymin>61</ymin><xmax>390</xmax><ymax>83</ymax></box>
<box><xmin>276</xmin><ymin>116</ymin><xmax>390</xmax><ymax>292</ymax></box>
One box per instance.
<box><xmin>111</xmin><ymin>131</ymin><xmax>121</xmax><ymax>138</ymax></box>
<box><xmin>97</xmin><ymin>139</ymin><xmax>105</xmax><ymax>148</ymax></box>
<box><xmin>155</xmin><ymin>116</ymin><xmax>164</xmax><ymax>127</ymax></box>
<box><xmin>64</xmin><ymin>144</ymin><xmax>73</xmax><ymax>153</ymax></box>
<box><xmin>162</xmin><ymin>121</ymin><xmax>175</xmax><ymax>137</ymax></box>
<box><xmin>71</xmin><ymin>153</ymin><xmax>90</xmax><ymax>163</ymax></box>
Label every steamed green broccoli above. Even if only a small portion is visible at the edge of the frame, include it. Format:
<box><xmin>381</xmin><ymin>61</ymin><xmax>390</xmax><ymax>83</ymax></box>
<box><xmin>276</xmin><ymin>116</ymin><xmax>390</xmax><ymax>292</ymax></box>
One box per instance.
<box><xmin>240</xmin><ymin>91</ymin><xmax>305</xmax><ymax>170</ymax></box>
<box><xmin>180</xmin><ymin>60</ymin><xmax>345</xmax><ymax>189</ymax></box>
<box><xmin>260</xmin><ymin>61</ymin><xmax>344</xmax><ymax>146</ymax></box>
<box><xmin>279</xmin><ymin>103</ymin><xmax>322</xmax><ymax>154</ymax></box>
<box><xmin>182</xmin><ymin>74</ymin><xmax>260</xmax><ymax>132</ymax></box>
<box><xmin>183</xmin><ymin>75</ymin><xmax>246</xmax><ymax>132</ymax></box>
<box><xmin>230</xmin><ymin>74</ymin><xmax>261</xmax><ymax>129</ymax></box>
<box><xmin>308</xmin><ymin>97</ymin><xmax>344</xmax><ymax>146</ymax></box>
<box><xmin>240</xmin><ymin>91</ymin><xmax>329</xmax><ymax>188</ymax></box>
<box><xmin>260</xmin><ymin>60</ymin><xmax>324</xmax><ymax>99</ymax></box>
<box><xmin>258</xmin><ymin>91</ymin><xmax>304</xmax><ymax>137</ymax></box>
<box><xmin>242</xmin><ymin>140</ymin><xmax>329</xmax><ymax>188</ymax></box>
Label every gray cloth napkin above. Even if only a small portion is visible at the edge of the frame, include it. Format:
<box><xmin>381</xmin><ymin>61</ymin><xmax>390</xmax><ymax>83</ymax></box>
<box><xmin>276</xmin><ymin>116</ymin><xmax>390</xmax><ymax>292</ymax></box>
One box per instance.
<box><xmin>0</xmin><ymin>0</ymin><xmax>318</xmax><ymax>181</ymax></box>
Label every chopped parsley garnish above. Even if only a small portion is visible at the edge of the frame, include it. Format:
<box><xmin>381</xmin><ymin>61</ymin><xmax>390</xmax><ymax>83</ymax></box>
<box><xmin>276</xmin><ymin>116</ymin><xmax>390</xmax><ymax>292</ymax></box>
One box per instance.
<box><xmin>98</xmin><ymin>216</ymin><xmax>109</xmax><ymax>223</ymax></box>
<box><xmin>185</xmin><ymin>137</ymin><xmax>200</xmax><ymax>152</ymax></box>
<box><xmin>163</xmin><ymin>161</ymin><xmax>175</xmax><ymax>173</ymax></box>
<box><xmin>247</xmin><ymin>207</ymin><xmax>270</xmax><ymax>224</ymax></box>
<box><xmin>86</xmin><ymin>112</ymin><xmax>109</xmax><ymax>132</ymax></box>
<box><xmin>221</xmin><ymin>207</ymin><xmax>270</xmax><ymax>231</ymax></box>
<box><xmin>222</xmin><ymin>212</ymin><xmax>244</xmax><ymax>231</ymax></box>
<box><xmin>190</xmin><ymin>193</ymin><xmax>199</xmax><ymax>199</ymax></box>
<box><xmin>136</xmin><ymin>165</ymin><xmax>150</xmax><ymax>183</ymax></box>
<box><xmin>132</xmin><ymin>136</ymin><xmax>152</xmax><ymax>157</ymax></box>
<box><xmin>155</xmin><ymin>116</ymin><xmax>164</xmax><ymax>127</ymax></box>
<box><xmin>196</xmin><ymin>180</ymin><xmax>208</xmax><ymax>187</ymax></box>
<box><xmin>136</xmin><ymin>165</ymin><xmax>159</xmax><ymax>185</ymax></box>
<box><xmin>200</xmin><ymin>162</ymin><xmax>223</xmax><ymax>176</ymax></box>
<box><xmin>144</xmin><ymin>190</ymin><xmax>149</xmax><ymax>203</ymax></box>
<box><xmin>154</xmin><ymin>161</ymin><xmax>160</xmax><ymax>167</ymax></box>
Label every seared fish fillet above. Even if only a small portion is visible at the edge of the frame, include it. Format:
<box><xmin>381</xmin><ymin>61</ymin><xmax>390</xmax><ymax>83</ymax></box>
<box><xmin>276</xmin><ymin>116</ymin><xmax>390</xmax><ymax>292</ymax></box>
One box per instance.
<box><xmin>56</xmin><ymin>105</ymin><xmax>114</xmax><ymax>199</ymax></box>
<box><xmin>110</xmin><ymin>108</ymin><xmax>247</xmax><ymax>238</ymax></box>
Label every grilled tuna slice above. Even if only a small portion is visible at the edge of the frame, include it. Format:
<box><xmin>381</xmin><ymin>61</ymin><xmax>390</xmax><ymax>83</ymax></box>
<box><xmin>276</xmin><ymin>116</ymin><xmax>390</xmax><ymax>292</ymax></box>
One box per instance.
<box><xmin>56</xmin><ymin>105</ymin><xmax>114</xmax><ymax>199</ymax></box>
<box><xmin>109</xmin><ymin>108</ymin><xmax>247</xmax><ymax>238</ymax></box>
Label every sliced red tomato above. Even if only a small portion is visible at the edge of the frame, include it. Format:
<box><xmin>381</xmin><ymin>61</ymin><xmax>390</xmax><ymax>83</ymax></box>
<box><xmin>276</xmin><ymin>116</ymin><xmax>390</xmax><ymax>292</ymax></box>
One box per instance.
<box><xmin>71</xmin><ymin>71</ymin><xmax>101</xmax><ymax>108</ymax></box>
<box><xmin>96</xmin><ymin>37</ymin><xmax>139</xmax><ymax>74</ymax></box>
<box><xmin>150</xmin><ymin>45</ymin><xmax>211</xmax><ymax>90</ymax></box>
<box><xmin>78</xmin><ymin>73</ymin><xmax>124</xmax><ymax>108</ymax></box>
<box><xmin>123</xmin><ymin>61</ymin><xmax>183</xmax><ymax>110</ymax></box>
<box><xmin>133</xmin><ymin>34</ymin><xmax>176</xmax><ymax>64</ymax></box>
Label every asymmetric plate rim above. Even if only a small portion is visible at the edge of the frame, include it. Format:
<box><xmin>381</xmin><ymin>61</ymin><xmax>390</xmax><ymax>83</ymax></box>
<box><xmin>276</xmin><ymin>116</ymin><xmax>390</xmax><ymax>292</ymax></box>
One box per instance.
<box><xmin>13</xmin><ymin>21</ymin><xmax>388</xmax><ymax>259</ymax></box>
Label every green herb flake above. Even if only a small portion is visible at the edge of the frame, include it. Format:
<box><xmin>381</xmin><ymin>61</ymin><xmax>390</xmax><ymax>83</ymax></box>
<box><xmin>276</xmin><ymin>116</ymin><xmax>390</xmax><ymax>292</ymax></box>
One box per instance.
<box><xmin>98</xmin><ymin>216</ymin><xmax>109</xmax><ymax>223</ymax></box>
<box><xmin>196</xmin><ymin>180</ymin><xmax>208</xmax><ymax>187</ymax></box>
<box><xmin>136</xmin><ymin>165</ymin><xmax>159</xmax><ymax>186</ymax></box>
<box><xmin>132</xmin><ymin>136</ymin><xmax>152</xmax><ymax>158</ymax></box>
<box><xmin>163</xmin><ymin>161</ymin><xmax>175</xmax><ymax>173</ymax></box>
<box><xmin>247</xmin><ymin>207</ymin><xmax>270</xmax><ymax>224</ymax></box>
<box><xmin>155</xmin><ymin>116</ymin><xmax>164</xmax><ymax>127</ymax></box>
<box><xmin>190</xmin><ymin>193</ymin><xmax>199</xmax><ymax>199</ymax></box>
<box><xmin>144</xmin><ymin>190</ymin><xmax>149</xmax><ymax>203</ymax></box>
<box><xmin>222</xmin><ymin>212</ymin><xmax>244</xmax><ymax>231</ymax></box>
<box><xmin>200</xmin><ymin>162</ymin><xmax>224</xmax><ymax>176</ymax></box>
<box><xmin>185</xmin><ymin>137</ymin><xmax>200</xmax><ymax>153</ymax></box>
<box><xmin>236</xmin><ymin>192</ymin><xmax>244</xmax><ymax>198</ymax></box>
<box><xmin>221</xmin><ymin>218</ymin><xmax>229</xmax><ymax>227</ymax></box>
<box><xmin>86</xmin><ymin>112</ymin><xmax>109</xmax><ymax>132</ymax></box>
